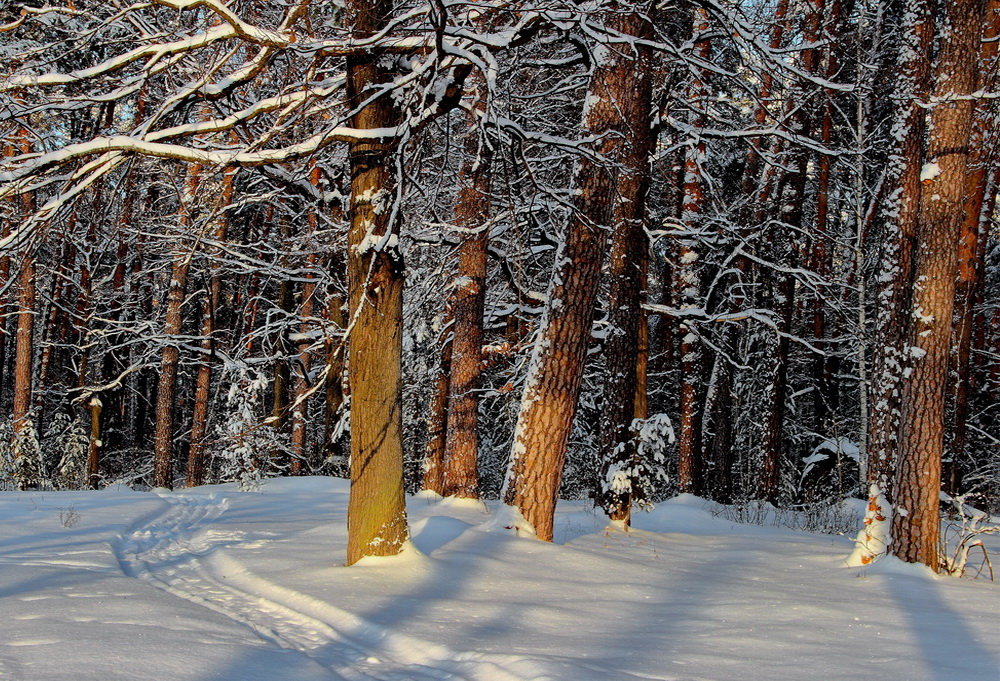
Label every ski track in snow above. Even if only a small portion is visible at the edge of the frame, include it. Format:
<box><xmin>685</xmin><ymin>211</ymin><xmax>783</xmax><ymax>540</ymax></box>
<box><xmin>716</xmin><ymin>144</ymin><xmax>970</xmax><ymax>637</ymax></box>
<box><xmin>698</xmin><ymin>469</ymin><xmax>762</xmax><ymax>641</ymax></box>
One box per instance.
<box><xmin>113</xmin><ymin>494</ymin><xmax>559</xmax><ymax>681</ymax></box>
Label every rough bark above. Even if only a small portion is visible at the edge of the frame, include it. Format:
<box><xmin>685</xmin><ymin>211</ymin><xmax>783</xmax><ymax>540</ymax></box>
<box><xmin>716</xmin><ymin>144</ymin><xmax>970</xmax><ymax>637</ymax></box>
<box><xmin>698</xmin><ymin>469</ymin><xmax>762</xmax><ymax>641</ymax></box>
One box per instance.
<box><xmin>595</xmin><ymin>11</ymin><xmax>655</xmax><ymax>523</ymax></box>
<box><xmin>890</xmin><ymin>0</ymin><xmax>986</xmax><ymax>570</ymax></box>
<box><xmin>503</xmin><ymin>5</ymin><xmax>651</xmax><ymax>541</ymax></box>
<box><xmin>440</xmin><ymin>83</ymin><xmax>492</xmax><ymax>500</ymax></box>
<box><xmin>866</xmin><ymin>0</ymin><xmax>935</xmax><ymax>499</ymax></box>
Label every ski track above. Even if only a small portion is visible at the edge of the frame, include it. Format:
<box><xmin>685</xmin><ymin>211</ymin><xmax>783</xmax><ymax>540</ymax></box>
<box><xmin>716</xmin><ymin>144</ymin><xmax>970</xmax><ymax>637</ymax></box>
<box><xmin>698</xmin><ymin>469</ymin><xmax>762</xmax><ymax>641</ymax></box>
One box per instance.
<box><xmin>112</xmin><ymin>494</ymin><xmax>563</xmax><ymax>681</ymax></box>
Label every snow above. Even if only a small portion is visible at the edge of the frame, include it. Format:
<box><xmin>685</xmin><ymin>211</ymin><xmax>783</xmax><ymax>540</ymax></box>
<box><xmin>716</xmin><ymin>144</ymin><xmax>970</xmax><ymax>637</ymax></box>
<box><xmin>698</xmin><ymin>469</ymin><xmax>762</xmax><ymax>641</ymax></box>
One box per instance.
<box><xmin>920</xmin><ymin>162</ymin><xmax>941</xmax><ymax>182</ymax></box>
<box><xmin>2</xmin><ymin>478</ymin><xmax>998</xmax><ymax>681</ymax></box>
<box><xmin>846</xmin><ymin>485</ymin><xmax>891</xmax><ymax>567</ymax></box>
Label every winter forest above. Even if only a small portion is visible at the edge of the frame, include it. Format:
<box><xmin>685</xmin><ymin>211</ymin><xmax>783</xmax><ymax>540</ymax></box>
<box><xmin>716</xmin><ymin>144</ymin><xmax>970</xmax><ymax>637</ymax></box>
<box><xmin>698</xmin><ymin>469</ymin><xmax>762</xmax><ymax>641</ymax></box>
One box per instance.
<box><xmin>1</xmin><ymin>0</ymin><xmax>1000</xmax><ymax>676</ymax></box>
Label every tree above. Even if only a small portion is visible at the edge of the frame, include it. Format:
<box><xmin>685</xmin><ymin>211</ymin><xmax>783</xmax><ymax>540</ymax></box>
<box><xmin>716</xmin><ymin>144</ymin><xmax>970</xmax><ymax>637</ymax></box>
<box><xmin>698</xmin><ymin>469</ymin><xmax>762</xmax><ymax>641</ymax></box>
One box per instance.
<box><xmin>890</xmin><ymin>0</ymin><xmax>988</xmax><ymax>570</ymax></box>
<box><xmin>504</xmin><ymin>2</ymin><xmax>655</xmax><ymax>541</ymax></box>
<box><xmin>440</xmin><ymin>75</ymin><xmax>493</xmax><ymax>501</ymax></box>
<box><xmin>866</xmin><ymin>0</ymin><xmax>935</xmax><ymax>502</ymax></box>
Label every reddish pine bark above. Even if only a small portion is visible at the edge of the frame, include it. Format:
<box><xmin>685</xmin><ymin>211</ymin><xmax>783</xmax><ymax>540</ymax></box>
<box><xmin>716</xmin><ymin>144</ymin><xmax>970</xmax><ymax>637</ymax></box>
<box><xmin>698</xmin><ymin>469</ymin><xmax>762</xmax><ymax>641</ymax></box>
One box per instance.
<box><xmin>890</xmin><ymin>0</ymin><xmax>986</xmax><ymax>570</ymax></box>
<box><xmin>944</xmin><ymin>0</ymin><xmax>999</xmax><ymax>494</ymax></box>
<box><xmin>866</xmin><ymin>0</ymin><xmax>935</xmax><ymax>499</ymax></box>
<box><xmin>504</xmin><ymin>6</ymin><xmax>653</xmax><ymax>541</ymax></box>
<box><xmin>11</xmin><ymin>128</ymin><xmax>36</xmax><ymax>470</ymax></box>
<box><xmin>152</xmin><ymin>163</ymin><xmax>203</xmax><ymax>489</ymax></box>
<box><xmin>440</xmin><ymin>82</ymin><xmax>492</xmax><ymax>500</ymax></box>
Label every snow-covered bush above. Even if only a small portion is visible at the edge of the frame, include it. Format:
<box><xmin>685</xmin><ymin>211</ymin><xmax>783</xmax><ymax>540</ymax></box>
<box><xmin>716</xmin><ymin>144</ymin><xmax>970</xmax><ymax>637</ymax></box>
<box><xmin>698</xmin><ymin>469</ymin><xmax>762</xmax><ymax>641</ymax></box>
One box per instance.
<box><xmin>940</xmin><ymin>493</ymin><xmax>999</xmax><ymax>579</ymax></box>
<box><xmin>0</xmin><ymin>418</ymin><xmax>45</xmax><ymax>490</ymax></box>
<box><xmin>600</xmin><ymin>413</ymin><xmax>674</xmax><ymax>512</ymax></box>
<box><xmin>44</xmin><ymin>413</ymin><xmax>90</xmax><ymax>489</ymax></box>
<box><xmin>213</xmin><ymin>364</ymin><xmax>284</xmax><ymax>491</ymax></box>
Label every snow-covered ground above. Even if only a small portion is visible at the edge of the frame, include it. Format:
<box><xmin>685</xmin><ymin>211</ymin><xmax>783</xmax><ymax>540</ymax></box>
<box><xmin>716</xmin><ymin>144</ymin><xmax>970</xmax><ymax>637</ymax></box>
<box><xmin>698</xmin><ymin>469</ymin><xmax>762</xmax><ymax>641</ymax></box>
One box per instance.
<box><xmin>2</xmin><ymin>477</ymin><xmax>997</xmax><ymax>681</ymax></box>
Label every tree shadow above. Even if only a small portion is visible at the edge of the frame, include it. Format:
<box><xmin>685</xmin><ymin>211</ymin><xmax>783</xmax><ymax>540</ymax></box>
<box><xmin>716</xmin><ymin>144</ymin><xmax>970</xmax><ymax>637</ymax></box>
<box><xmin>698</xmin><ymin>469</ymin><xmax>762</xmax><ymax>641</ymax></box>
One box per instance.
<box><xmin>884</xmin><ymin>567</ymin><xmax>999</xmax><ymax>681</ymax></box>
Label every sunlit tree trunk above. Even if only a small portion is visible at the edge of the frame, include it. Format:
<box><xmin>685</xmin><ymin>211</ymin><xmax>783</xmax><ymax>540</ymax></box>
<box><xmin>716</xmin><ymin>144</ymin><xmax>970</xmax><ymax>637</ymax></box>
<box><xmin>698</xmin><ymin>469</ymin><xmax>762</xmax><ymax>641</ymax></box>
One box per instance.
<box><xmin>891</xmin><ymin>0</ymin><xmax>986</xmax><ymax>571</ymax></box>
<box><xmin>945</xmin><ymin>0</ymin><xmax>998</xmax><ymax>494</ymax></box>
<box><xmin>503</xmin><ymin>6</ymin><xmax>652</xmax><ymax>541</ymax></box>
<box><xmin>344</xmin><ymin>0</ymin><xmax>408</xmax><ymax>565</ymax></box>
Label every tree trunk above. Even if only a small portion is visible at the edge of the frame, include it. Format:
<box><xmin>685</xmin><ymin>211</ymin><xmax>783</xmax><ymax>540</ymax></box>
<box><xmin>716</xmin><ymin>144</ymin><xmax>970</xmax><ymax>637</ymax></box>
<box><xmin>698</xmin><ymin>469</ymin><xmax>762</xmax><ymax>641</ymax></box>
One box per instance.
<box><xmin>675</xmin><ymin>7</ymin><xmax>713</xmax><ymax>497</ymax></box>
<box><xmin>441</xmin><ymin>78</ymin><xmax>492</xmax><ymax>500</ymax></box>
<box><xmin>186</xmin><ymin>162</ymin><xmax>237</xmax><ymax>487</ymax></box>
<box><xmin>323</xmin><ymin>290</ymin><xmax>347</xmax><ymax>465</ymax></box>
<box><xmin>290</xmin><ymin>169</ymin><xmax>323</xmax><ymax>475</ymax></box>
<box><xmin>344</xmin><ymin>0</ymin><xmax>408</xmax><ymax>564</ymax></box>
<box><xmin>503</xmin><ymin>6</ymin><xmax>652</xmax><ymax>541</ymax></box>
<box><xmin>890</xmin><ymin>0</ymin><xmax>986</xmax><ymax>571</ymax></box>
<box><xmin>945</xmin><ymin>0</ymin><xmax>999</xmax><ymax>495</ymax></box>
<box><xmin>866</xmin><ymin>0</ymin><xmax>935</xmax><ymax>500</ymax></box>
<box><xmin>11</xmin><ymin>127</ymin><xmax>36</xmax><ymax>476</ymax></box>
<box><xmin>423</xmin><ymin>325</ymin><xmax>452</xmax><ymax>495</ymax></box>
<box><xmin>595</xmin><ymin>13</ymin><xmax>655</xmax><ymax>524</ymax></box>
<box><xmin>272</xmin><ymin>219</ymin><xmax>295</xmax><ymax>435</ymax></box>
<box><xmin>152</xmin><ymin>164</ymin><xmax>202</xmax><ymax>489</ymax></box>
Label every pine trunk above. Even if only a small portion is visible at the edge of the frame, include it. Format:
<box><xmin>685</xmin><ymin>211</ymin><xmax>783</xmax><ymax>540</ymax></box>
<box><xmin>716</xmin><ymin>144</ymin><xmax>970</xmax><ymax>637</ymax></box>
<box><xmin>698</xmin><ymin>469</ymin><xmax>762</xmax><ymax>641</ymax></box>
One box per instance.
<box><xmin>595</xmin><ymin>13</ymin><xmax>654</xmax><ymax>523</ymax></box>
<box><xmin>152</xmin><ymin>164</ymin><xmax>202</xmax><ymax>489</ymax></box>
<box><xmin>440</xmin><ymin>82</ymin><xmax>492</xmax><ymax>500</ymax></box>
<box><xmin>890</xmin><ymin>0</ymin><xmax>986</xmax><ymax>570</ymax></box>
<box><xmin>866</xmin><ymin>0</ymin><xmax>934</xmax><ymax>499</ymax></box>
<box><xmin>504</xmin><ymin>7</ymin><xmax>651</xmax><ymax>541</ymax></box>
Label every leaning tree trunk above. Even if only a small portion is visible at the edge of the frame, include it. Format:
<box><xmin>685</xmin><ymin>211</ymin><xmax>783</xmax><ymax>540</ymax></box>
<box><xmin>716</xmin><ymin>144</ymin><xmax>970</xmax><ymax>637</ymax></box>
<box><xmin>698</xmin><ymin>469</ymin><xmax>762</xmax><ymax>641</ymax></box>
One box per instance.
<box><xmin>344</xmin><ymin>0</ymin><xmax>408</xmax><ymax>565</ymax></box>
<box><xmin>890</xmin><ymin>0</ymin><xmax>986</xmax><ymax>571</ymax></box>
<box><xmin>503</xmin><ymin>6</ymin><xmax>652</xmax><ymax>541</ymax></box>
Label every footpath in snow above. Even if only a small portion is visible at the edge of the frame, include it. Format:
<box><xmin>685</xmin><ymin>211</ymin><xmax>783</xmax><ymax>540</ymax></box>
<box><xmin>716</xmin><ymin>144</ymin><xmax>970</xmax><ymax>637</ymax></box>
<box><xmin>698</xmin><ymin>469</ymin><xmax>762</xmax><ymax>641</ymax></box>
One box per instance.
<box><xmin>1</xmin><ymin>477</ymin><xmax>998</xmax><ymax>681</ymax></box>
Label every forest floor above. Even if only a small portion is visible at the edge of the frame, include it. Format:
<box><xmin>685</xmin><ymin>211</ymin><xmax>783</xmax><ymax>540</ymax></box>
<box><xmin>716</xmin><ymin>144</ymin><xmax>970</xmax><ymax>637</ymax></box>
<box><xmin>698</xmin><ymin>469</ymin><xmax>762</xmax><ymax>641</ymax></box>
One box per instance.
<box><xmin>1</xmin><ymin>477</ymin><xmax>998</xmax><ymax>681</ymax></box>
